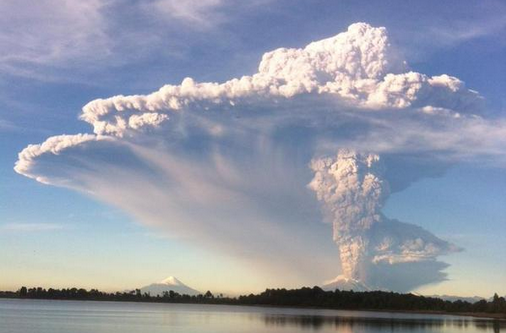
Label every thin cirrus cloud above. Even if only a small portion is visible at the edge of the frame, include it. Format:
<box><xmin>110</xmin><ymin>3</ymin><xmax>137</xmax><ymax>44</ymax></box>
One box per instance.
<box><xmin>1</xmin><ymin>0</ymin><xmax>503</xmax><ymax>83</ymax></box>
<box><xmin>0</xmin><ymin>0</ymin><xmax>108</xmax><ymax>71</ymax></box>
<box><xmin>427</xmin><ymin>0</ymin><xmax>506</xmax><ymax>46</ymax></box>
<box><xmin>0</xmin><ymin>0</ymin><xmax>231</xmax><ymax>80</ymax></box>
<box><xmin>152</xmin><ymin>0</ymin><xmax>225</xmax><ymax>27</ymax></box>
<box><xmin>0</xmin><ymin>119</ymin><xmax>20</xmax><ymax>132</ymax></box>
<box><xmin>0</xmin><ymin>223</ymin><xmax>65</xmax><ymax>233</ymax></box>
<box><xmin>14</xmin><ymin>23</ymin><xmax>506</xmax><ymax>290</ymax></box>
<box><xmin>150</xmin><ymin>0</ymin><xmax>273</xmax><ymax>28</ymax></box>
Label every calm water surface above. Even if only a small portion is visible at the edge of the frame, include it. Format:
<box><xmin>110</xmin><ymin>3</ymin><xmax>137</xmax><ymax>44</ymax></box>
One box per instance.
<box><xmin>0</xmin><ymin>299</ymin><xmax>504</xmax><ymax>333</ymax></box>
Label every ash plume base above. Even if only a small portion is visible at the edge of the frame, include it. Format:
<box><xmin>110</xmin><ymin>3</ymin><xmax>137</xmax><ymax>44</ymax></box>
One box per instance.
<box><xmin>323</xmin><ymin>275</ymin><xmax>371</xmax><ymax>292</ymax></box>
<box><xmin>309</xmin><ymin>150</ymin><xmax>459</xmax><ymax>291</ymax></box>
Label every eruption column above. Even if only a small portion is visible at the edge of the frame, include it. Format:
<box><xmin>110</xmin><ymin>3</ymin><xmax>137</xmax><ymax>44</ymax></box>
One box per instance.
<box><xmin>309</xmin><ymin>149</ymin><xmax>389</xmax><ymax>282</ymax></box>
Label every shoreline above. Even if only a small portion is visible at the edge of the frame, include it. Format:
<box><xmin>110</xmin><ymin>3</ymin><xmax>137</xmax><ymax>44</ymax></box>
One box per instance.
<box><xmin>1</xmin><ymin>296</ymin><xmax>505</xmax><ymax>320</ymax></box>
<box><xmin>356</xmin><ymin>308</ymin><xmax>506</xmax><ymax>320</ymax></box>
<box><xmin>241</xmin><ymin>303</ymin><xmax>506</xmax><ymax>320</ymax></box>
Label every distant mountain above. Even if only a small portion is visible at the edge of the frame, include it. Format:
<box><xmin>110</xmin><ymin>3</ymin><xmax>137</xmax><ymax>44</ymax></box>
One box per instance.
<box><xmin>140</xmin><ymin>276</ymin><xmax>201</xmax><ymax>296</ymax></box>
<box><xmin>321</xmin><ymin>277</ymin><xmax>487</xmax><ymax>303</ymax></box>
<box><xmin>322</xmin><ymin>275</ymin><xmax>370</xmax><ymax>292</ymax></box>
<box><xmin>425</xmin><ymin>294</ymin><xmax>485</xmax><ymax>303</ymax></box>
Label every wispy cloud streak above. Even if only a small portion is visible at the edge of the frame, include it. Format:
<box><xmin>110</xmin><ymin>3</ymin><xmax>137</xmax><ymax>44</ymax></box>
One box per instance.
<box><xmin>0</xmin><ymin>223</ymin><xmax>65</xmax><ymax>232</ymax></box>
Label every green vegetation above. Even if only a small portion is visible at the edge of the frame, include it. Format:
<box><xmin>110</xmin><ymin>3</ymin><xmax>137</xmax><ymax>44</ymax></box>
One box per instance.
<box><xmin>1</xmin><ymin>286</ymin><xmax>505</xmax><ymax>316</ymax></box>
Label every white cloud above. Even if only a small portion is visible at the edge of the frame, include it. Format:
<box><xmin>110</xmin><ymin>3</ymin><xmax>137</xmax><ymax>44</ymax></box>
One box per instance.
<box><xmin>13</xmin><ymin>23</ymin><xmax>506</xmax><ymax>290</ymax></box>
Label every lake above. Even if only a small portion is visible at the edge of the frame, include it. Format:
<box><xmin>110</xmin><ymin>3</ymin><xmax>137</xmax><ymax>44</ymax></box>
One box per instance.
<box><xmin>0</xmin><ymin>298</ymin><xmax>504</xmax><ymax>333</ymax></box>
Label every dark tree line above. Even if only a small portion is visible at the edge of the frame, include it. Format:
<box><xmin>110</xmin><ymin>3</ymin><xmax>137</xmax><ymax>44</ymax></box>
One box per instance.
<box><xmin>6</xmin><ymin>287</ymin><xmax>218</xmax><ymax>304</ymax></box>
<box><xmin>1</xmin><ymin>286</ymin><xmax>505</xmax><ymax>315</ymax></box>
<box><xmin>238</xmin><ymin>287</ymin><xmax>506</xmax><ymax>314</ymax></box>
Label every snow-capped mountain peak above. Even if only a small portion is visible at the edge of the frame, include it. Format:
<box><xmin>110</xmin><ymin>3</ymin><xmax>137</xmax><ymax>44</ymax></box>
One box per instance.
<box><xmin>160</xmin><ymin>276</ymin><xmax>183</xmax><ymax>285</ymax></box>
<box><xmin>140</xmin><ymin>276</ymin><xmax>201</xmax><ymax>296</ymax></box>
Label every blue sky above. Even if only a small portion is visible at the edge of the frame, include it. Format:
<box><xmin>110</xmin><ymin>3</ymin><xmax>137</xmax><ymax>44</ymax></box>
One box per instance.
<box><xmin>1</xmin><ymin>0</ymin><xmax>505</xmax><ymax>296</ymax></box>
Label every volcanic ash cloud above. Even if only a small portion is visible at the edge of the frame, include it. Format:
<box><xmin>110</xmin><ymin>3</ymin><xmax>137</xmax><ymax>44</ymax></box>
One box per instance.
<box><xmin>14</xmin><ymin>23</ymin><xmax>506</xmax><ymax>290</ymax></box>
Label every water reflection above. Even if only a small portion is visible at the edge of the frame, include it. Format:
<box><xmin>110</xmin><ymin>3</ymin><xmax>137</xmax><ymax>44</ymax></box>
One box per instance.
<box><xmin>1</xmin><ymin>299</ymin><xmax>504</xmax><ymax>333</ymax></box>
<box><xmin>262</xmin><ymin>313</ymin><xmax>506</xmax><ymax>332</ymax></box>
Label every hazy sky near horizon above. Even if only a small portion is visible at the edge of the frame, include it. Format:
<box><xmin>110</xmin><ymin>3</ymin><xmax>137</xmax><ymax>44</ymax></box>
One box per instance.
<box><xmin>1</xmin><ymin>0</ymin><xmax>505</xmax><ymax>296</ymax></box>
